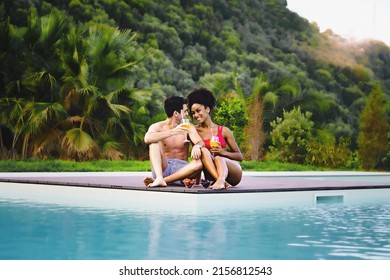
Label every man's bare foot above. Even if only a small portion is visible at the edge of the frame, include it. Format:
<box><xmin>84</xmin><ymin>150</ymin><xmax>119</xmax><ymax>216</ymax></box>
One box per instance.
<box><xmin>210</xmin><ymin>179</ymin><xmax>226</xmax><ymax>190</ymax></box>
<box><xmin>143</xmin><ymin>177</ymin><xmax>167</xmax><ymax>187</ymax></box>
<box><xmin>143</xmin><ymin>177</ymin><xmax>154</xmax><ymax>186</ymax></box>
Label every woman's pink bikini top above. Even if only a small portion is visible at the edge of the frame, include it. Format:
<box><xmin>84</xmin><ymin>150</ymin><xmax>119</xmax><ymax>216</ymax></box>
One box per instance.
<box><xmin>203</xmin><ymin>125</ymin><xmax>227</xmax><ymax>150</ymax></box>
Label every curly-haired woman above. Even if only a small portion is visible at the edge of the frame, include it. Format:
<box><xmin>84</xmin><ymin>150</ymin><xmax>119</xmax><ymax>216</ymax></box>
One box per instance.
<box><xmin>187</xmin><ymin>88</ymin><xmax>243</xmax><ymax>189</ymax></box>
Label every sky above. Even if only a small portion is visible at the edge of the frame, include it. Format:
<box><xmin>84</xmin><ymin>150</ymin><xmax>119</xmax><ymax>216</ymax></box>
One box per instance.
<box><xmin>287</xmin><ymin>0</ymin><xmax>390</xmax><ymax>45</ymax></box>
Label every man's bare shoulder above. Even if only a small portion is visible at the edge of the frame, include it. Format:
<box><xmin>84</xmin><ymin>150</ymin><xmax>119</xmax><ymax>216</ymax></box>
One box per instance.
<box><xmin>147</xmin><ymin>120</ymin><xmax>168</xmax><ymax>133</ymax></box>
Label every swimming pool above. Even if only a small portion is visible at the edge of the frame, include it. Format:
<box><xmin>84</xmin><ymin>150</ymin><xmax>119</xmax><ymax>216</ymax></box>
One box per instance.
<box><xmin>1</xmin><ymin>181</ymin><xmax>390</xmax><ymax>260</ymax></box>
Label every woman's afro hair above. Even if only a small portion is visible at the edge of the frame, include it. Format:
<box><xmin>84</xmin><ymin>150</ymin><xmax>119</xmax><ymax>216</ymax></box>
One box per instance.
<box><xmin>187</xmin><ymin>87</ymin><xmax>216</xmax><ymax>111</ymax></box>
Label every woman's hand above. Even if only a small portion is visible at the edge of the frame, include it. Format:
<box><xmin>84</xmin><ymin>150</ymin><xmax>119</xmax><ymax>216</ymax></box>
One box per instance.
<box><xmin>210</xmin><ymin>142</ymin><xmax>224</xmax><ymax>156</ymax></box>
<box><xmin>191</xmin><ymin>144</ymin><xmax>202</xmax><ymax>160</ymax></box>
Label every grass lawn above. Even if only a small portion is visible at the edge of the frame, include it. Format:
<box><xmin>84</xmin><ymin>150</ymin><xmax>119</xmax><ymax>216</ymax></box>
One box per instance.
<box><xmin>0</xmin><ymin>159</ymin><xmax>333</xmax><ymax>172</ymax></box>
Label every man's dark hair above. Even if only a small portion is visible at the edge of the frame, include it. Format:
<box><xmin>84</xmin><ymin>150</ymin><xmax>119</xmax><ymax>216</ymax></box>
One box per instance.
<box><xmin>164</xmin><ymin>96</ymin><xmax>187</xmax><ymax>117</ymax></box>
<box><xmin>187</xmin><ymin>88</ymin><xmax>216</xmax><ymax>111</ymax></box>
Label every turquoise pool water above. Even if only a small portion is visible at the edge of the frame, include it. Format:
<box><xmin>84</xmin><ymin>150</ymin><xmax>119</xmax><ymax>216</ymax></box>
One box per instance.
<box><xmin>1</xmin><ymin>192</ymin><xmax>390</xmax><ymax>260</ymax></box>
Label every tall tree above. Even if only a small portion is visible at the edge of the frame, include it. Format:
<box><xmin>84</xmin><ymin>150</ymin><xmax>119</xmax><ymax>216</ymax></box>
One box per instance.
<box><xmin>357</xmin><ymin>84</ymin><xmax>389</xmax><ymax>169</ymax></box>
<box><xmin>243</xmin><ymin>73</ymin><xmax>302</xmax><ymax>160</ymax></box>
<box><xmin>243</xmin><ymin>74</ymin><xmax>276</xmax><ymax>160</ymax></box>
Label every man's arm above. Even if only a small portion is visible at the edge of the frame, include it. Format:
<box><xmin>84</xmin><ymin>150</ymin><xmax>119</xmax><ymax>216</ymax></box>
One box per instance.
<box><xmin>144</xmin><ymin>122</ymin><xmax>188</xmax><ymax>144</ymax></box>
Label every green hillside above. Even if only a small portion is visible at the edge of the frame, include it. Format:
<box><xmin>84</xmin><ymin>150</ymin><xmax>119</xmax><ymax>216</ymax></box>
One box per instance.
<box><xmin>1</xmin><ymin>0</ymin><xmax>389</xmax><ymax>169</ymax></box>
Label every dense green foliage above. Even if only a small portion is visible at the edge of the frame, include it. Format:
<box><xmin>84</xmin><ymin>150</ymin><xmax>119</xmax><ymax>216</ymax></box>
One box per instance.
<box><xmin>0</xmin><ymin>11</ymin><xmax>152</xmax><ymax>160</ymax></box>
<box><xmin>213</xmin><ymin>96</ymin><xmax>248</xmax><ymax>146</ymax></box>
<box><xmin>1</xmin><ymin>0</ymin><xmax>390</xmax><ymax>170</ymax></box>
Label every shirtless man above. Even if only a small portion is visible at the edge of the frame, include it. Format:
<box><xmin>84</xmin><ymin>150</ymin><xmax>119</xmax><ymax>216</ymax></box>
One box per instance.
<box><xmin>143</xmin><ymin>96</ymin><xmax>204</xmax><ymax>187</ymax></box>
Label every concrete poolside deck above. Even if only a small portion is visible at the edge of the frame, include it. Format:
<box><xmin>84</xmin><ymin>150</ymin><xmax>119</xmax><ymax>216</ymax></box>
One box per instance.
<box><xmin>1</xmin><ymin>171</ymin><xmax>390</xmax><ymax>194</ymax></box>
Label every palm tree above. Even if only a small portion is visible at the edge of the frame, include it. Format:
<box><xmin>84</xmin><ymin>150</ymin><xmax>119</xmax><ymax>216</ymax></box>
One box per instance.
<box><xmin>3</xmin><ymin>11</ymin><xmax>72</xmax><ymax>159</ymax></box>
<box><xmin>0</xmin><ymin>11</ymin><xmax>152</xmax><ymax>160</ymax></box>
<box><xmin>243</xmin><ymin>73</ymin><xmax>305</xmax><ymax>160</ymax></box>
<box><xmin>59</xmin><ymin>23</ymin><xmax>150</xmax><ymax>160</ymax></box>
<box><xmin>0</xmin><ymin>98</ymin><xmax>25</xmax><ymax>159</ymax></box>
<box><xmin>199</xmin><ymin>70</ymin><xmax>244</xmax><ymax>103</ymax></box>
<box><xmin>243</xmin><ymin>74</ymin><xmax>278</xmax><ymax>160</ymax></box>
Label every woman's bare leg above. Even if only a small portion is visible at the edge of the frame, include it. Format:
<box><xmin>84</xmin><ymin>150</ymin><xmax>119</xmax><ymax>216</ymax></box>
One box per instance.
<box><xmin>211</xmin><ymin>156</ymin><xmax>228</xmax><ymax>189</ymax></box>
<box><xmin>200</xmin><ymin>147</ymin><xmax>219</xmax><ymax>181</ymax></box>
<box><xmin>225</xmin><ymin>159</ymin><xmax>242</xmax><ymax>186</ymax></box>
<box><xmin>211</xmin><ymin>157</ymin><xmax>242</xmax><ymax>189</ymax></box>
<box><xmin>200</xmin><ymin>148</ymin><xmax>242</xmax><ymax>189</ymax></box>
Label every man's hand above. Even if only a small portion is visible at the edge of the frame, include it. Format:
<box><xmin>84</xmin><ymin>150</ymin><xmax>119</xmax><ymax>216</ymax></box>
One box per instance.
<box><xmin>173</xmin><ymin>123</ymin><xmax>189</xmax><ymax>135</ymax></box>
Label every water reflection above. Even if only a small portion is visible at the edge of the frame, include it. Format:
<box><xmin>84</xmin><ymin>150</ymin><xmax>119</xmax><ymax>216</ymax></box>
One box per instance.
<box><xmin>3</xmin><ymin>199</ymin><xmax>390</xmax><ymax>260</ymax></box>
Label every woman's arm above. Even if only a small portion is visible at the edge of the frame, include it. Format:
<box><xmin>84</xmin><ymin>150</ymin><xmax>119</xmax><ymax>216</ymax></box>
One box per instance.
<box><xmin>213</xmin><ymin>126</ymin><xmax>244</xmax><ymax>161</ymax></box>
<box><xmin>188</xmin><ymin>124</ymin><xmax>204</xmax><ymax>160</ymax></box>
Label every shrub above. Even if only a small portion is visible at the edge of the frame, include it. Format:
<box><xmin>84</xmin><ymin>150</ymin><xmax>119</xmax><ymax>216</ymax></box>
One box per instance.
<box><xmin>213</xmin><ymin>96</ymin><xmax>248</xmax><ymax>148</ymax></box>
<box><xmin>267</xmin><ymin>107</ymin><xmax>314</xmax><ymax>164</ymax></box>
<box><xmin>306</xmin><ymin>129</ymin><xmax>352</xmax><ymax>169</ymax></box>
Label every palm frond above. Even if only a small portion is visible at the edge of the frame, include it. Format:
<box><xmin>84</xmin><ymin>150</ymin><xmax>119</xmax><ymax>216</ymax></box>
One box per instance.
<box><xmin>23</xmin><ymin>101</ymin><xmax>65</xmax><ymax>135</ymax></box>
<box><xmin>278</xmin><ymin>80</ymin><xmax>300</xmax><ymax>97</ymax></box>
<box><xmin>23</xmin><ymin>71</ymin><xmax>58</xmax><ymax>93</ymax></box>
<box><xmin>129</xmin><ymin>89</ymin><xmax>153</xmax><ymax>104</ymax></box>
<box><xmin>232</xmin><ymin>70</ymin><xmax>244</xmax><ymax>98</ymax></box>
<box><xmin>106</xmin><ymin>102</ymin><xmax>131</xmax><ymax>117</ymax></box>
<box><xmin>97</xmin><ymin>135</ymin><xmax>124</xmax><ymax>160</ymax></box>
<box><xmin>251</xmin><ymin>74</ymin><xmax>269</xmax><ymax>96</ymax></box>
<box><xmin>263</xmin><ymin>91</ymin><xmax>279</xmax><ymax>107</ymax></box>
<box><xmin>61</xmin><ymin>128</ymin><xmax>96</xmax><ymax>153</ymax></box>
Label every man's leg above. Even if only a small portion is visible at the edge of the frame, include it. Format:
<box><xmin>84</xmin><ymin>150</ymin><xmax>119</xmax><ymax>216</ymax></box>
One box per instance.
<box><xmin>163</xmin><ymin>159</ymin><xmax>202</xmax><ymax>184</ymax></box>
<box><xmin>146</xmin><ymin>142</ymin><xmax>168</xmax><ymax>187</ymax></box>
